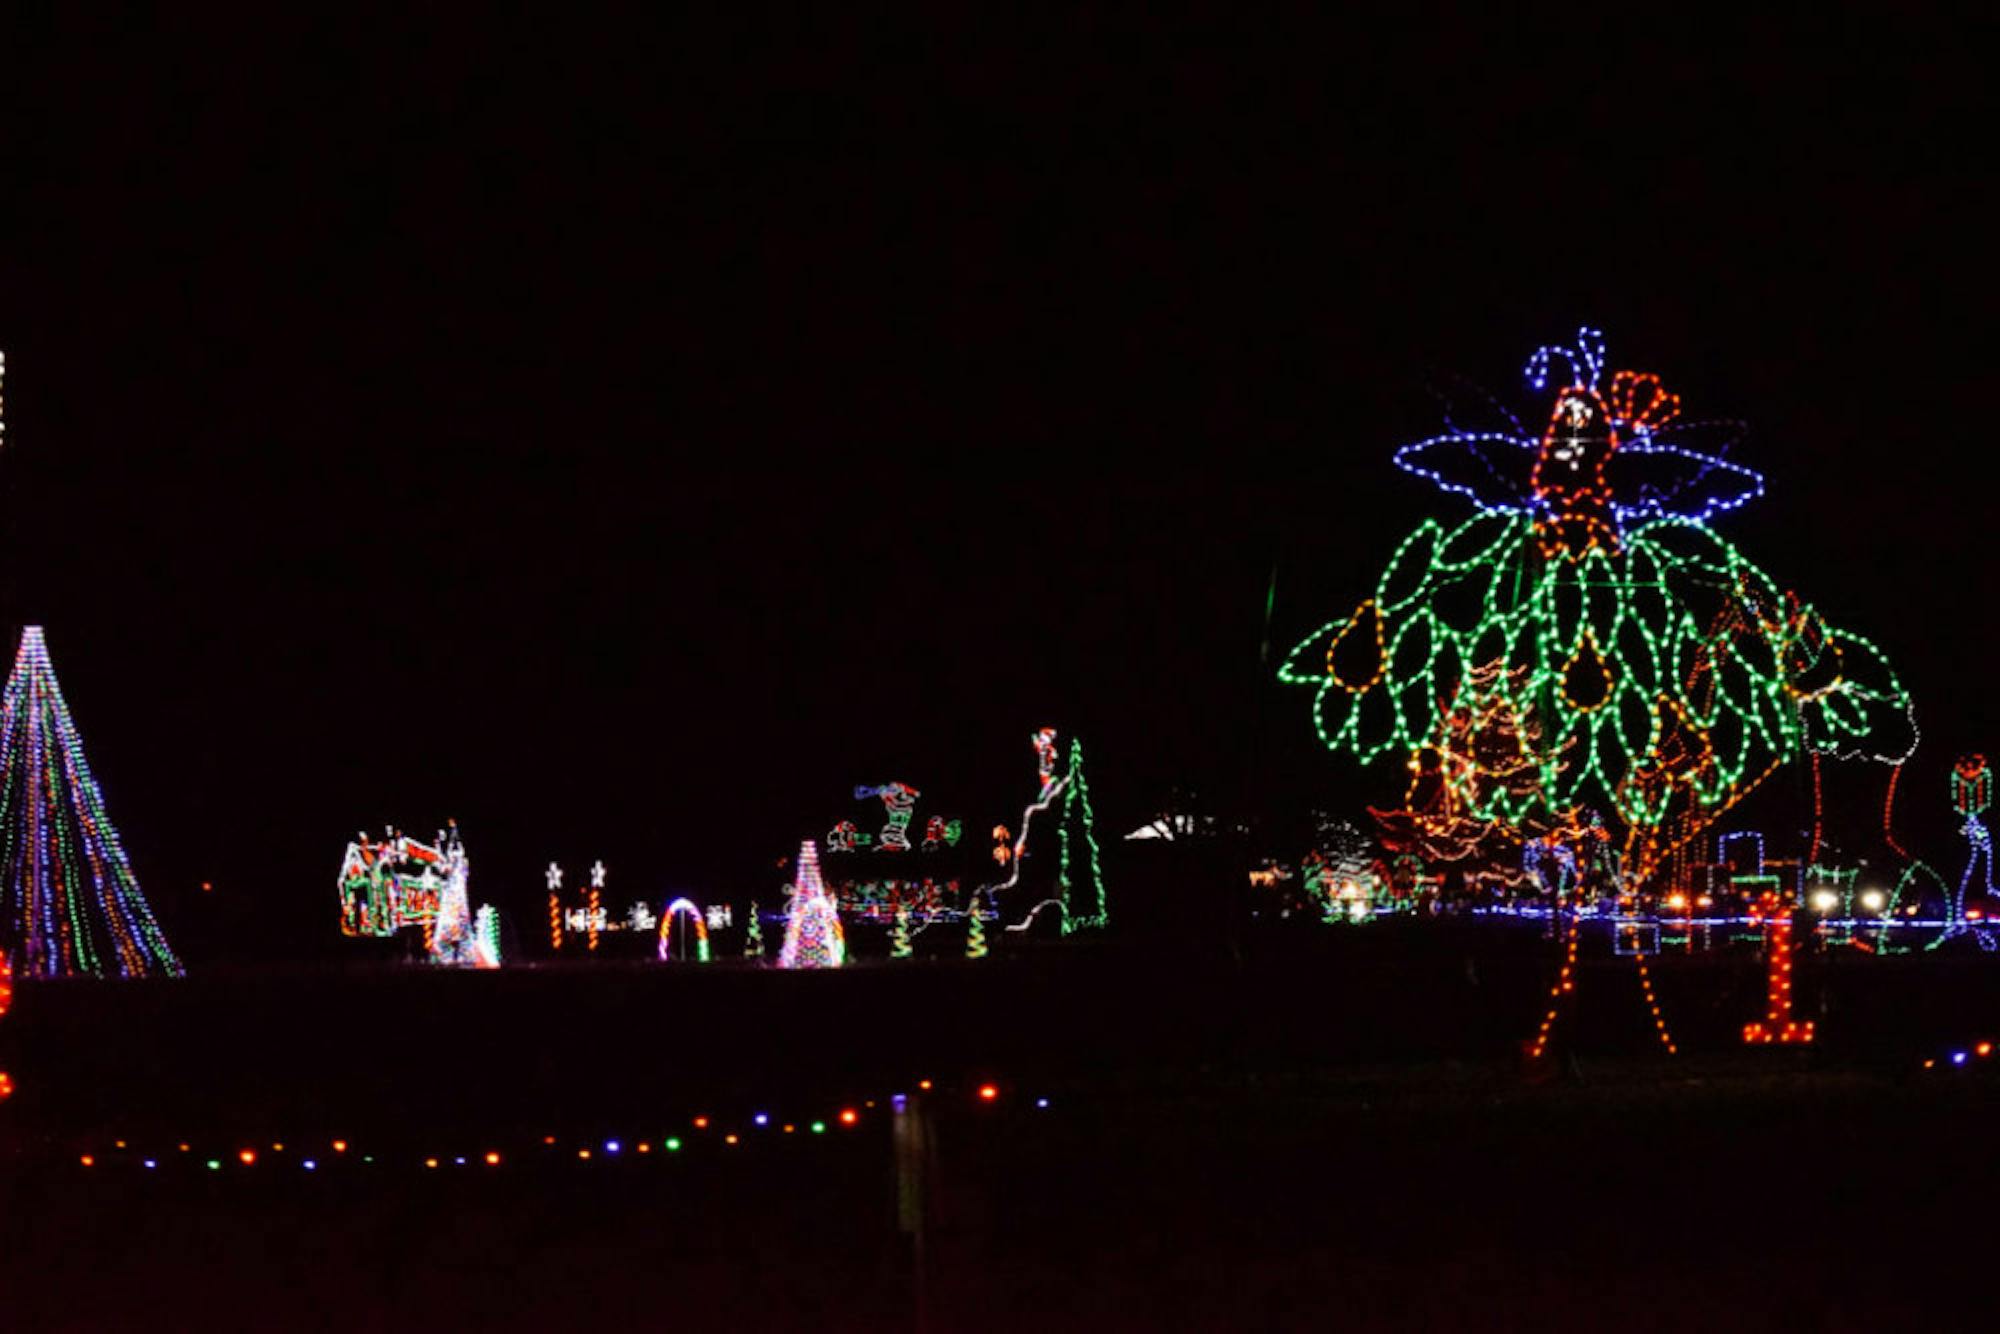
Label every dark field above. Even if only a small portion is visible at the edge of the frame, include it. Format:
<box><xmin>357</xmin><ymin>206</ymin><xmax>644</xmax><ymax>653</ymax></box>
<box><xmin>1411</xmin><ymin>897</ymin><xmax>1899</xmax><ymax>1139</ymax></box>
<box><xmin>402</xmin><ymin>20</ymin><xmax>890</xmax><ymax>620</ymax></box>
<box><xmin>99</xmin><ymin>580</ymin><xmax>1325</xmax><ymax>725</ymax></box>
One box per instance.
<box><xmin>4</xmin><ymin>923</ymin><xmax>1999</xmax><ymax>1330</ymax></box>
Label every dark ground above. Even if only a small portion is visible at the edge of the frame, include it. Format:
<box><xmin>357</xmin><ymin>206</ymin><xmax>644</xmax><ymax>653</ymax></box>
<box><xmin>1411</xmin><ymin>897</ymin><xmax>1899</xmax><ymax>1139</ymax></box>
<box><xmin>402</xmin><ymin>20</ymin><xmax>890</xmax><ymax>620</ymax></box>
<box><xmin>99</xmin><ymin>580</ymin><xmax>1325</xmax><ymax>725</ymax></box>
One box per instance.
<box><xmin>4</xmin><ymin>924</ymin><xmax>1998</xmax><ymax>1330</ymax></box>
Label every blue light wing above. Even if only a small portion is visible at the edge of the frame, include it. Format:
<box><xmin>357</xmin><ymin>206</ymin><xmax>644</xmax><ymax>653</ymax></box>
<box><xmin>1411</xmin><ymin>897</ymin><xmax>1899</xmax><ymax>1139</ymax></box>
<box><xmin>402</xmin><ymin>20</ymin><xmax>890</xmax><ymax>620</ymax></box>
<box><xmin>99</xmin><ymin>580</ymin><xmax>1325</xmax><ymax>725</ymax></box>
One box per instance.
<box><xmin>1393</xmin><ymin>432</ymin><xmax>1536</xmax><ymax>512</ymax></box>
<box><xmin>1607</xmin><ymin>421</ymin><xmax>1763</xmax><ymax>527</ymax></box>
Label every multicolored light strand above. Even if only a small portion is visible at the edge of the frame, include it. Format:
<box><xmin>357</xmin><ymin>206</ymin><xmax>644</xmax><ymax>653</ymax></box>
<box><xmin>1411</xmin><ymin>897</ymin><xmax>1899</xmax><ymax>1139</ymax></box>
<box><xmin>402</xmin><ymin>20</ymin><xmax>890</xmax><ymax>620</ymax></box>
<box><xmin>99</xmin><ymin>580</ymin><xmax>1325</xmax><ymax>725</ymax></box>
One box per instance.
<box><xmin>0</xmin><ymin>628</ymin><xmax>183</xmax><ymax>977</ymax></box>
<box><xmin>61</xmin><ymin>1077</ymin><xmax>1041</xmax><ymax>1177</ymax></box>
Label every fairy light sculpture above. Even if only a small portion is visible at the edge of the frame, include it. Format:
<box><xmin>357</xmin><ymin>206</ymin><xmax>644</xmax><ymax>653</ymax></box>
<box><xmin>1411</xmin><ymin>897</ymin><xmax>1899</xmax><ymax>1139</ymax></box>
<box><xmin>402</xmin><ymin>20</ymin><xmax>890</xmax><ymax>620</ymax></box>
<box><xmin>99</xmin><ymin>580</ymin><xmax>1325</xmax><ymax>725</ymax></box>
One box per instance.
<box><xmin>1280</xmin><ymin>329</ymin><xmax>1916</xmax><ymax>889</ymax></box>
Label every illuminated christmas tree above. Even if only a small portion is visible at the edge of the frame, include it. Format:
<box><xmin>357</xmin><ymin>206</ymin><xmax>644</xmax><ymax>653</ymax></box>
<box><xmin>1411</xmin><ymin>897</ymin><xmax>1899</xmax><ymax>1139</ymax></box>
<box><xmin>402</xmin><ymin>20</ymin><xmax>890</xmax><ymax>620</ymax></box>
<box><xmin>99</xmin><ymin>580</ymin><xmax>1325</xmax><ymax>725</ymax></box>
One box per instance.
<box><xmin>1055</xmin><ymin>739</ymin><xmax>1108</xmax><ymax>929</ymax></box>
<box><xmin>1280</xmin><ymin>329</ymin><xmax>1915</xmax><ymax>886</ymax></box>
<box><xmin>473</xmin><ymin>904</ymin><xmax>503</xmax><ymax>967</ymax></box>
<box><xmin>778</xmin><ymin>840</ymin><xmax>844</xmax><ymax>969</ymax></box>
<box><xmin>744</xmin><ymin>904</ymin><xmax>766</xmax><ymax>959</ymax></box>
<box><xmin>0</xmin><ymin>627</ymin><xmax>183</xmax><ymax>977</ymax></box>
<box><xmin>965</xmin><ymin>903</ymin><xmax>987</xmax><ymax>959</ymax></box>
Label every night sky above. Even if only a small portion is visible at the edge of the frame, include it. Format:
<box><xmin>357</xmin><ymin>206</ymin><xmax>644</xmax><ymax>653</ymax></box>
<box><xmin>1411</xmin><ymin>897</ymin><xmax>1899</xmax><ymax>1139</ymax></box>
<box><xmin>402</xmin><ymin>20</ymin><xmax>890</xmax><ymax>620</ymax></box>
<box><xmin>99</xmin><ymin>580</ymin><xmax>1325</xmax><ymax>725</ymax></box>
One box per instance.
<box><xmin>0</xmin><ymin>14</ymin><xmax>1987</xmax><ymax>962</ymax></box>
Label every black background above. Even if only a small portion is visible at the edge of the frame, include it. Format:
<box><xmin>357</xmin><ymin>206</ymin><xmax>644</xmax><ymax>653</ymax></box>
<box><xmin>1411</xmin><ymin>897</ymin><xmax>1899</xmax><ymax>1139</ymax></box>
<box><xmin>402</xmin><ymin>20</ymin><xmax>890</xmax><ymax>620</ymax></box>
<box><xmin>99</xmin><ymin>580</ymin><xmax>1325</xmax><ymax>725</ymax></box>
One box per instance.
<box><xmin>0</xmin><ymin>11</ymin><xmax>1987</xmax><ymax>962</ymax></box>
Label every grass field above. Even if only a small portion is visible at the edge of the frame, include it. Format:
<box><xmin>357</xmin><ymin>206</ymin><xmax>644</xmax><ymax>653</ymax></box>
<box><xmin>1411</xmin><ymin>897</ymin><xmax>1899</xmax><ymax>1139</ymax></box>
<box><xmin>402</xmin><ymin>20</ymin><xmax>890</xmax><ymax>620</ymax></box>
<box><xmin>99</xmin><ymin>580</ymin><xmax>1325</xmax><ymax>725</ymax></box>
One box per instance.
<box><xmin>4</xmin><ymin>923</ymin><xmax>1997</xmax><ymax>1329</ymax></box>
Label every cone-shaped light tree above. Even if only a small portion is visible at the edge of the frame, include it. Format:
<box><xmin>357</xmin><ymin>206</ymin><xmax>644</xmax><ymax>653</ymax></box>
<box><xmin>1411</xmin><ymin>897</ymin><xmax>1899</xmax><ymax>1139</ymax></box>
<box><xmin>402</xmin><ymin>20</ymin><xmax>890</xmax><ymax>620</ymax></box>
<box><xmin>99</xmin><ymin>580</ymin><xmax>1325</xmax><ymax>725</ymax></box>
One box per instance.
<box><xmin>0</xmin><ymin>627</ymin><xmax>183</xmax><ymax>977</ymax></box>
<box><xmin>778</xmin><ymin>839</ymin><xmax>845</xmax><ymax>969</ymax></box>
<box><xmin>890</xmin><ymin>900</ymin><xmax>913</xmax><ymax>958</ymax></box>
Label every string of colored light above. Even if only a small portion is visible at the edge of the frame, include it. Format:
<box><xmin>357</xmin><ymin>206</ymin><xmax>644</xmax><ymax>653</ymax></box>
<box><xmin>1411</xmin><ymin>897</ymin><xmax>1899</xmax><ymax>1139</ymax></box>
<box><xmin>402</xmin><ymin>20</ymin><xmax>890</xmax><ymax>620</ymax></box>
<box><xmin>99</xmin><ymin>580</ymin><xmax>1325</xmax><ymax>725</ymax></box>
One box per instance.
<box><xmin>63</xmin><ymin>1078</ymin><xmax>1040</xmax><ymax>1174</ymax></box>
<box><xmin>1527</xmin><ymin>915</ymin><xmax>1581</xmax><ymax>1060</ymax></box>
<box><xmin>1883</xmin><ymin>762</ymin><xmax>1911</xmax><ymax>859</ymax></box>
<box><xmin>1922</xmin><ymin>1040</ymin><xmax>1999</xmax><ymax>1072</ymax></box>
<box><xmin>0</xmin><ymin>628</ymin><xmax>183</xmax><ymax>978</ymax></box>
<box><xmin>1631</xmin><ymin>951</ymin><xmax>1678</xmax><ymax>1054</ymax></box>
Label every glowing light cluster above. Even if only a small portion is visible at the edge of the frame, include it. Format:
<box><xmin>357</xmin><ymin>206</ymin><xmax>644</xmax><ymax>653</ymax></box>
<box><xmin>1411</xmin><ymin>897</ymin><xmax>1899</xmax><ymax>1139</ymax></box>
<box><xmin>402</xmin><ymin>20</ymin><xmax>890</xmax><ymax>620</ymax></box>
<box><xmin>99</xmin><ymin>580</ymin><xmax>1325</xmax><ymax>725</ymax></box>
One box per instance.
<box><xmin>1281</xmin><ymin>330</ymin><xmax>1916</xmax><ymax>884</ymax></box>
<box><xmin>0</xmin><ymin>627</ymin><xmax>183</xmax><ymax>977</ymax></box>
<box><xmin>778</xmin><ymin>840</ymin><xmax>844</xmax><ymax>969</ymax></box>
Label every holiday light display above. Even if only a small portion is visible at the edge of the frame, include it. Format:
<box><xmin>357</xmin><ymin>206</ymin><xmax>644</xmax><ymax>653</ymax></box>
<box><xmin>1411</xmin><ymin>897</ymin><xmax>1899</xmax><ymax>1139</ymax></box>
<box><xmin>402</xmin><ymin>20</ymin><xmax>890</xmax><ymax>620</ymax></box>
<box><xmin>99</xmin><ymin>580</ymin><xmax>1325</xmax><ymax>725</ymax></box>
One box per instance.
<box><xmin>744</xmin><ymin>907</ymin><xmax>765</xmax><ymax>959</ymax></box>
<box><xmin>337</xmin><ymin>823</ymin><xmax>486</xmax><ymax>965</ymax></box>
<box><xmin>1884</xmin><ymin>755</ymin><xmax>2000</xmax><ymax>951</ymax></box>
<box><xmin>890</xmin><ymin>901</ymin><xmax>913</xmax><ymax>958</ymax></box>
<box><xmin>965</xmin><ymin>901</ymin><xmax>988</xmax><ymax>958</ymax></box>
<box><xmin>777</xmin><ymin>841</ymin><xmax>844</xmax><ymax>968</ymax></box>
<box><xmin>0</xmin><ymin>628</ymin><xmax>183</xmax><ymax>977</ymax></box>
<box><xmin>989</xmin><ymin>729</ymin><xmax>1109</xmax><ymax>933</ymax></box>
<box><xmin>1743</xmin><ymin>890</ymin><xmax>1814</xmax><ymax>1043</ymax></box>
<box><xmin>587</xmin><ymin>860</ymin><xmax>606</xmax><ymax>951</ymax></box>
<box><xmin>546</xmin><ymin>863</ymin><xmax>564</xmax><ymax>952</ymax></box>
<box><xmin>658</xmin><ymin>897</ymin><xmax>711</xmax><ymax>962</ymax></box>
<box><xmin>473</xmin><ymin>905</ymin><xmax>502</xmax><ymax>968</ymax></box>
<box><xmin>824</xmin><ymin>785</ymin><xmax>969</xmax><ymax>920</ymax></box>
<box><xmin>855</xmin><ymin>782</ymin><xmax>920</xmax><ymax>851</ymax></box>
<box><xmin>1280</xmin><ymin>330</ymin><xmax>1916</xmax><ymax>887</ymax></box>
